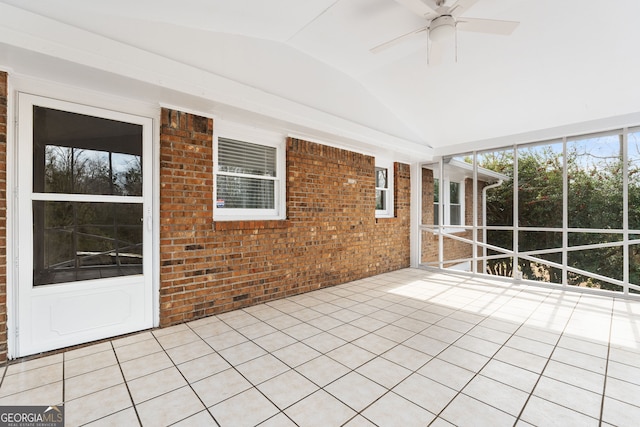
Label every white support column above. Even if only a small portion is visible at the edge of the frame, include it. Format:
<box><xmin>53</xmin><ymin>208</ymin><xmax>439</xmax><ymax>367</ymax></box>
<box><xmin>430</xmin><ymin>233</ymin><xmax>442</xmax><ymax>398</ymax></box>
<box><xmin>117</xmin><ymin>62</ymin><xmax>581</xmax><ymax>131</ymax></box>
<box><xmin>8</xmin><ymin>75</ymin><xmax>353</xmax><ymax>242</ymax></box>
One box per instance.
<box><xmin>410</xmin><ymin>162</ymin><xmax>422</xmax><ymax>268</ymax></box>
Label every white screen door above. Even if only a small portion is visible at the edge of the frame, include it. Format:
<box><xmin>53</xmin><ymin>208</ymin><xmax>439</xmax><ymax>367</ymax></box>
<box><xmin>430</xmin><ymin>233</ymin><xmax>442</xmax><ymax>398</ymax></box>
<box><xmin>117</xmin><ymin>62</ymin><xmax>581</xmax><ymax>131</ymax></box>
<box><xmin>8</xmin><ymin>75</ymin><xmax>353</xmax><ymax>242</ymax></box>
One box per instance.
<box><xmin>16</xmin><ymin>93</ymin><xmax>153</xmax><ymax>357</ymax></box>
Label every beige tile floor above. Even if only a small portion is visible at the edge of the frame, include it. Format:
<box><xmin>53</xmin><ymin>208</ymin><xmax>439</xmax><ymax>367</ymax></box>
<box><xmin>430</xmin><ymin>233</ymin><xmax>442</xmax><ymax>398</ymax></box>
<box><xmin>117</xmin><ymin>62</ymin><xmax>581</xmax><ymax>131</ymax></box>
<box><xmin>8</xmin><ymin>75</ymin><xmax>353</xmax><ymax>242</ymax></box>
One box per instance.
<box><xmin>2</xmin><ymin>268</ymin><xmax>640</xmax><ymax>426</ymax></box>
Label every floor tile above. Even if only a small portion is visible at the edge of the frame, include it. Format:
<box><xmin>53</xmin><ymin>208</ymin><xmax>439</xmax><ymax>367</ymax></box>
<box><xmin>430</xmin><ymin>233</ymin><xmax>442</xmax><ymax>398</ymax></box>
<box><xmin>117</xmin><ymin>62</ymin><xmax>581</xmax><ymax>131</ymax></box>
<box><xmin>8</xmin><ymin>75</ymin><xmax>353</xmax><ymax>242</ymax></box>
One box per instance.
<box><xmin>393</xmin><ymin>373</ymin><xmax>457</xmax><ymax>414</ymax></box>
<box><xmin>373</xmin><ymin>324</ymin><xmax>415</xmax><ymax>343</ymax></box>
<box><xmin>381</xmin><ymin>344</ymin><xmax>432</xmax><ymax>371</ymax></box>
<box><xmin>209</xmin><ymin>388</ymin><xmax>279</xmax><ymax>427</ymax></box>
<box><xmin>64</xmin><ymin>342</ymin><xmax>113</xmax><ymax>361</ymax></box>
<box><xmin>272</xmin><ymin>342</ymin><xmax>321</xmax><ymax>368</ymax></box>
<box><xmin>164</xmin><ymin>338</ymin><xmax>213</xmax><ymax>365</ymax></box>
<box><xmin>218</xmin><ymin>341</ymin><xmax>267</xmax><ymax>365</ymax></box>
<box><xmin>285</xmin><ymin>390</ymin><xmax>356</xmax><ymax>427</ymax></box>
<box><xmin>204</xmin><ymin>330</ymin><xmax>248</xmax><ymax>352</ymax></box>
<box><xmin>494</xmin><ymin>346</ymin><xmax>548</xmax><ymax>374</ymax></box>
<box><xmin>362</xmin><ymin>392</ymin><xmax>435</xmax><ymax>427</ymax></box>
<box><xmin>440</xmin><ymin>393</ymin><xmax>516</xmax><ymax>427</ymax></box>
<box><xmin>520</xmin><ymin>395</ymin><xmax>599</xmax><ymax>427</ymax></box>
<box><xmin>154</xmin><ymin>329</ymin><xmax>200</xmax><ymax>350</ymax></box>
<box><xmin>506</xmin><ymin>335</ymin><xmax>555</xmax><ymax>358</ymax></box>
<box><xmin>85</xmin><ymin>407</ymin><xmax>139</xmax><ymax>427</ymax></box>
<box><xmin>6</xmin><ymin>268</ymin><xmax>640</xmax><ymax>427</ymax></box>
<box><xmin>325</xmin><ymin>371</ymin><xmax>387</xmax><ymax>411</ymax></box>
<box><xmin>235</xmin><ymin>354</ymin><xmax>290</xmax><ymax>385</ymax></box>
<box><xmin>453</xmin><ymin>334</ymin><xmax>501</xmax><ymax>357</ymax></box>
<box><xmin>606</xmin><ymin>360</ymin><xmax>640</xmax><ymax>385</ymax></box>
<box><xmin>392</xmin><ymin>316</ymin><xmax>430</xmax><ymax>333</ymax></box>
<box><xmin>601</xmin><ymin>396</ymin><xmax>640</xmax><ymax>427</ymax></box>
<box><xmin>190</xmin><ymin>319</ymin><xmax>233</xmax><ymax>339</ymax></box>
<box><xmin>191</xmin><ymin>368</ymin><xmax>252</xmax><ymax>407</ymax></box>
<box><xmin>467</xmin><ymin>325</ymin><xmax>512</xmax><ymax>345</ymax></box>
<box><xmin>127</xmin><ymin>366</ymin><xmax>187</xmax><ymax>404</ymax></box>
<box><xmin>253</xmin><ymin>331</ymin><xmax>298</xmax><ymax>353</ymax></box>
<box><xmin>0</xmin><ymin>363</ymin><xmax>63</xmax><ymax>397</ymax></box>
<box><xmin>5</xmin><ymin>353</ymin><xmax>63</xmax><ymax>376</ymax></box>
<box><xmin>604</xmin><ymin>376</ymin><xmax>640</xmax><ymax>407</ymax></box>
<box><xmin>296</xmin><ymin>355</ymin><xmax>350</xmax><ymax>387</ymax></box>
<box><xmin>111</xmin><ymin>331</ymin><xmax>154</xmax><ymax>347</ymax></box>
<box><xmin>437</xmin><ymin>346</ymin><xmax>489</xmax><ymax>373</ymax></box>
<box><xmin>258</xmin><ymin>370</ymin><xmax>319</xmax><ymax>410</ymax></box>
<box><xmin>420</xmin><ymin>324</ymin><xmax>464</xmax><ymax>344</ymax></box>
<box><xmin>462</xmin><ymin>375</ymin><xmax>528</xmax><ymax>416</ymax></box>
<box><xmin>65</xmin><ymin>384</ymin><xmax>132</xmax><ymax>426</ymax></box>
<box><xmin>282</xmin><ymin>323</ymin><xmax>322</xmax><ymax>341</ymax></box>
<box><xmin>302</xmin><ymin>331</ymin><xmax>347</xmax><ymax>353</ymax></box>
<box><xmin>479</xmin><ymin>359</ymin><xmax>540</xmax><ymax>393</ymax></box>
<box><xmin>417</xmin><ymin>358</ymin><xmax>475</xmax><ymax>391</ymax></box>
<box><xmin>64</xmin><ymin>364</ymin><xmax>124</xmax><ymax>401</ymax></box>
<box><xmin>306</xmin><ymin>314</ymin><xmax>344</xmax><ymax>331</ymax></box>
<box><xmin>237</xmin><ymin>321</ymin><xmax>278</xmax><ymax>340</ymax></box>
<box><xmin>120</xmin><ymin>350</ymin><xmax>174</xmax><ymax>381</ymax></box>
<box><xmin>218</xmin><ymin>311</ymin><xmax>260</xmax><ymax>329</ymax></box>
<box><xmin>344</xmin><ymin>415</ymin><xmax>377</xmax><ymax>426</ymax></box>
<box><xmin>328</xmin><ymin>324</ymin><xmax>368</xmax><ymax>341</ymax></box>
<box><xmin>264</xmin><ymin>314</ymin><xmax>302</xmax><ymax>330</ymax></box>
<box><xmin>352</xmin><ymin>334</ymin><xmax>397</xmax><ymax>355</ymax></box>
<box><xmin>172</xmin><ymin>410</ymin><xmax>217</xmax><ymax>427</ymax></box>
<box><xmin>257</xmin><ymin>412</ymin><xmax>298</xmax><ymax>427</ymax></box>
<box><xmin>113</xmin><ymin>338</ymin><xmax>163</xmax><ymax>363</ymax></box>
<box><xmin>136</xmin><ymin>386</ymin><xmax>205</xmax><ymax>426</ymax></box>
<box><xmin>533</xmin><ymin>376</ymin><xmax>602</xmax><ymax>419</ymax></box>
<box><xmin>542</xmin><ymin>360</ymin><xmax>604</xmax><ymax>393</ymax></box>
<box><xmin>0</xmin><ymin>381</ymin><xmax>62</xmax><ymax>406</ymax></box>
<box><xmin>152</xmin><ymin>323</ymin><xmax>190</xmax><ymax>337</ymax></box>
<box><xmin>356</xmin><ymin>357</ymin><xmax>411</xmax><ymax>389</ymax></box>
<box><xmin>550</xmin><ymin>347</ymin><xmax>607</xmax><ymax>375</ymax></box>
<box><xmin>349</xmin><ymin>316</ymin><xmax>389</xmax><ymax>333</ymax></box>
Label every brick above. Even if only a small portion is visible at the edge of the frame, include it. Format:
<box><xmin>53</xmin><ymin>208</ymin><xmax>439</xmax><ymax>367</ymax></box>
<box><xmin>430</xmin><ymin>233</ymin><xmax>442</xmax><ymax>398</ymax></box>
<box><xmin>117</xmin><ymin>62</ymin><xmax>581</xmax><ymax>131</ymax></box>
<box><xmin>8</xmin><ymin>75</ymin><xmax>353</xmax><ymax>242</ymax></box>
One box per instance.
<box><xmin>158</xmin><ymin>108</ymin><xmax>410</xmax><ymax>328</ymax></box>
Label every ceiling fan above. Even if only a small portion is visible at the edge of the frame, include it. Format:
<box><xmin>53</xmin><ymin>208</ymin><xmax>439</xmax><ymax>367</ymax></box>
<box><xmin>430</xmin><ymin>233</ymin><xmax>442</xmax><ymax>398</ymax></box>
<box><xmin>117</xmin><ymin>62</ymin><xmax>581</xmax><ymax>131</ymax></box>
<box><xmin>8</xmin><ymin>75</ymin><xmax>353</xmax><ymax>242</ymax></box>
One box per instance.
<box><xmin>371</xmin><ymin>0</ymin><xmax>519</xmax><ymax>62</ymax></box>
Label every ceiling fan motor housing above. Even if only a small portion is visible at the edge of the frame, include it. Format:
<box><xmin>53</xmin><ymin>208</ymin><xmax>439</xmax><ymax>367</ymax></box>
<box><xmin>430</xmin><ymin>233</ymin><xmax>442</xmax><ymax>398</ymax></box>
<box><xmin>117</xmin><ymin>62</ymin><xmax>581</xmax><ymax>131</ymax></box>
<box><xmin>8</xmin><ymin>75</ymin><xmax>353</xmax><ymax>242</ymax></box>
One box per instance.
<box><xmin>429</xmin><ymin>15</ymin><xmax>456</xmax><ymax>41</ymax></box>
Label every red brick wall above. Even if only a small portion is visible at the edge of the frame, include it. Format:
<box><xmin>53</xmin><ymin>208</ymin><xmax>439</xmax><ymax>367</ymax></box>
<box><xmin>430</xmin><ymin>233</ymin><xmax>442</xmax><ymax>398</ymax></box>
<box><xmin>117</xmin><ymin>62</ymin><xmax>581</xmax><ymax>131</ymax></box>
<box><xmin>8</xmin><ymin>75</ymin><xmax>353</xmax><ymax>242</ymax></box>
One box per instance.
<box><xmin>159</xmin><ymin>108</ymin><xmax>410</xmax><ymax>326</ymax></box>
<box><xmin>0</xmin><ymin>72</ymin><xmax>7</xmax><ymax>361</ymax></box>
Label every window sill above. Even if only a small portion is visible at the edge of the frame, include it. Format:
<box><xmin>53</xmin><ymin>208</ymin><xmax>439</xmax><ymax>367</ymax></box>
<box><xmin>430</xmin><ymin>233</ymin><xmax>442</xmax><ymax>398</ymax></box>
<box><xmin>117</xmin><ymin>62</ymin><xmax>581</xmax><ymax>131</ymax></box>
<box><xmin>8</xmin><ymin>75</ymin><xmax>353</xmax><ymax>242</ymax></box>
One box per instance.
<box><xmin>433</xmin><ymin>227</ymin><xmax>466</xmax><ymax>235</ymax></box>
<box><xmin>214</xmin><ymin>219</ymin><xmax>290</xmax><ymax>231</ymax></box>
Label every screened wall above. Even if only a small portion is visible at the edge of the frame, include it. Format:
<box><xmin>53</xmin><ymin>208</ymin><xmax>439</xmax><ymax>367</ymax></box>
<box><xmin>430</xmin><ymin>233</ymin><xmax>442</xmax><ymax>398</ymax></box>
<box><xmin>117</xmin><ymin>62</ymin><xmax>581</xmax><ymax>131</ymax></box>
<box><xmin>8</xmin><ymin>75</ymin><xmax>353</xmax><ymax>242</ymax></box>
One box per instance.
<box><xmin>421</xmin><ymin>127</ymin><xmax>640</xmax><ymax>296</ymax></box>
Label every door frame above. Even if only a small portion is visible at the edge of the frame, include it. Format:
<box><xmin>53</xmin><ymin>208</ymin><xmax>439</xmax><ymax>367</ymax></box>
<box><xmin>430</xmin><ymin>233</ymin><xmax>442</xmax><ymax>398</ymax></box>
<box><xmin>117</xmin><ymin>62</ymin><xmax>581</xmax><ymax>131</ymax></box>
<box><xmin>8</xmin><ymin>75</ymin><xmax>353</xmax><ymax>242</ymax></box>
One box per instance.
<box><xmin>7</xmin><ymin>77</ymin><xmax>160</xmax><ymax>359</ymax></box>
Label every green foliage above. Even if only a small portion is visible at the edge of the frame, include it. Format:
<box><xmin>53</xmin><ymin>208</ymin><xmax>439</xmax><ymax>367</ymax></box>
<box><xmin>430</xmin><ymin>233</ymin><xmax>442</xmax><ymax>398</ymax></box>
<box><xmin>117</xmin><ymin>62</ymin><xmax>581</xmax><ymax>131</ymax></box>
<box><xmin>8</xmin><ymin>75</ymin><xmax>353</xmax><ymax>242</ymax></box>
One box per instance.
<box><xmin>479</xmin><ymin>142</ymin><xmax>639</xmax><ymax>291</ymax></box>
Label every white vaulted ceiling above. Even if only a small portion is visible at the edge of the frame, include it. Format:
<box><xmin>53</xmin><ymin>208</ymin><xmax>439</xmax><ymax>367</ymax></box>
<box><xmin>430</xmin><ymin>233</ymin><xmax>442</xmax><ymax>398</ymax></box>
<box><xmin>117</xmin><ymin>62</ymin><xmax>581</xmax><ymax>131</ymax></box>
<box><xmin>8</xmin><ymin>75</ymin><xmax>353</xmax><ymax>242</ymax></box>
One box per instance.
<box><xmin>2</xmin><ymin>0</ymin><xmax>640</xmax><ymax>157</ymax></box>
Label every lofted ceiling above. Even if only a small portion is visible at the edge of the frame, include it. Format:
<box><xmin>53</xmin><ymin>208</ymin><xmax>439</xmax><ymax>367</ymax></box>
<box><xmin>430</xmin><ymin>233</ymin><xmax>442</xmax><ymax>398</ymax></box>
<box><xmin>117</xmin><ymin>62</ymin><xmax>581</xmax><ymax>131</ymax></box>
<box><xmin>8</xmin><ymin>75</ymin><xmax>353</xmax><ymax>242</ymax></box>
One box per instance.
<box><xmin>2</xmin><ymin>0</ymin><xmax>640</xmax><ymax>158</ymax></box>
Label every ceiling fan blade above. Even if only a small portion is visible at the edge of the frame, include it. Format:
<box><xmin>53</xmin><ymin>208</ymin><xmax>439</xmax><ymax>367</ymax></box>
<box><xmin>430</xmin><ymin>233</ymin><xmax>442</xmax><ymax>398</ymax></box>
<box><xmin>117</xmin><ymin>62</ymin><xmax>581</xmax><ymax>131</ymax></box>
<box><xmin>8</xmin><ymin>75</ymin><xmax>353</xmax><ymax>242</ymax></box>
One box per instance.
<box><xmin>370</xmin><ymin>26</ymin><xmax>428</xmax><ymax>54</ymax></box>
<box><xmin>394</xmin><ymin>0</ymin><xmax>438</xmax><ymax>18</ymax></box>
<box><xmin>449</xmin><ymin>0</ymin><xmax>480</xmax><ymax>17</ymax></box>
<box><xmin>457</xmin><ymin>18</ymin><xmax>519</xmax><ymax>35</ymax></box>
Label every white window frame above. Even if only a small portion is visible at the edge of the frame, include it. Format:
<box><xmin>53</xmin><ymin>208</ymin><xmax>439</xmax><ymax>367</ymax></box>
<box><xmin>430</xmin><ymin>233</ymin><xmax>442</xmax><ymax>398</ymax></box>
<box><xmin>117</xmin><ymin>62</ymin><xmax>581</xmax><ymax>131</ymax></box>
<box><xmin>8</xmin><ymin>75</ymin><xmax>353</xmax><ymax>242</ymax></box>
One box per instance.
<box><xmin>214</xmin><ymin>121</ymin><xmax>286</xmax><ymax>221</ymax></box>
<box><xmin>375</xmin><ymin>160</ymin><xmax>394</xmax><ymax>218</ymax></box>
<box><xmin>435</xmin><ymin>177</ymin><xmax>465</xmax><ymax>231</ymax></box>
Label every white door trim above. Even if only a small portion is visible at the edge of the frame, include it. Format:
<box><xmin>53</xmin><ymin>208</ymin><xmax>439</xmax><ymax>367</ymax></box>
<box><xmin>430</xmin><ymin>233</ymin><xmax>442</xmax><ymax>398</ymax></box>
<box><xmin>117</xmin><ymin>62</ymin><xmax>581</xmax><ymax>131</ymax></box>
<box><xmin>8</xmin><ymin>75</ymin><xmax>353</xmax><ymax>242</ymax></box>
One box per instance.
<box><xmin>11</xmin><ymin>90</ymin><xmax>157</xmax><ymax>357</ymax></box>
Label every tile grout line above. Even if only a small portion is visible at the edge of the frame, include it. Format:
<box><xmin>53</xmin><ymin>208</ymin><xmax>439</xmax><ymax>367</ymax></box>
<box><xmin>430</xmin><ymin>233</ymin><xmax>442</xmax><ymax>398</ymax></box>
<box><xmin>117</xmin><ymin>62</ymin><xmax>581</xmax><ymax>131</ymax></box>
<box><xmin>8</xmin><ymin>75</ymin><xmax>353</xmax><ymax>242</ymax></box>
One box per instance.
<box><xmin>598</xmin><ymin>297</ymin><xmax>615</xmax><ymax>426</ymax></box>
<box><xmin>511</xmin><ymin>293</ymin><xmax>587</xmax><ymax>426</ymax></box>
<box><xmin>183</xmin><ymin>318</ymin><xmax>299</xmax><ymax>427</ymax></box>
<box><xmin>151</xmin><ymin>328</ymin><xmax>222</xmax><ymax>427</ymax></box>
<box><xmin>425</xmin><ymin>287</ymin><xmax>557</xmax><ymax>426</ymax></box>
<box><xmin>109</xmin><ymin>340</ymin><xmax>143</xmax><ymax>427</ymax></box>
<box><xmin>338</xmin><ymin>280</ymin><xmax>533</xmax><ymax>425</ymax></box>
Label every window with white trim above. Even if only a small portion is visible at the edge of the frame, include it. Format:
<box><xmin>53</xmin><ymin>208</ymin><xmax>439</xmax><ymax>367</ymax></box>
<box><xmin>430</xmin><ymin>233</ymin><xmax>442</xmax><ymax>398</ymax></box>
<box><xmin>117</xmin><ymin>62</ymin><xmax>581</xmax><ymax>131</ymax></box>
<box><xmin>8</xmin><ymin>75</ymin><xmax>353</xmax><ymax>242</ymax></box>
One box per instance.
<box><xmin>434</xmin><ymin>178</ymin><xmax>464</xmax><ymax>226</ymax></box>
<box><xmin>214</xmin><ymin>123</ymin><xmax>285</xmax><ymax>220</ymax></box>
<box><xmin>375</xmin><ymin>163</ymin><xmax>394</xmax><ymax>217</ymax></box>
